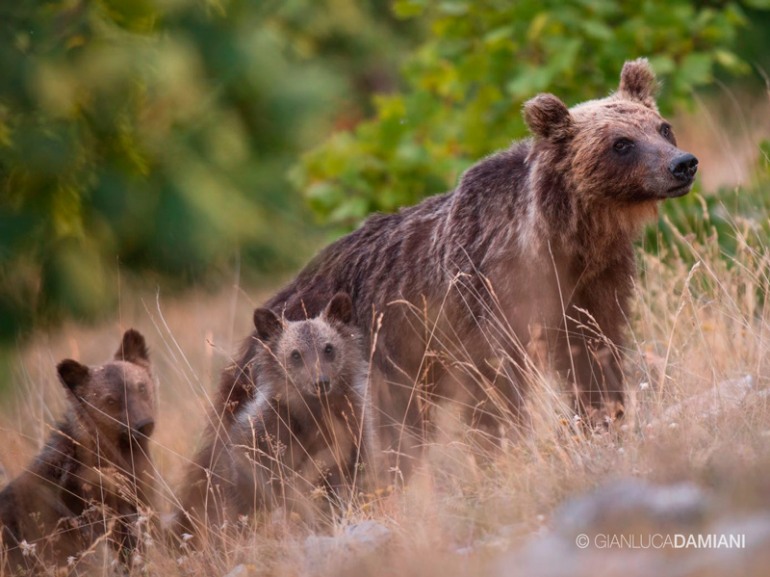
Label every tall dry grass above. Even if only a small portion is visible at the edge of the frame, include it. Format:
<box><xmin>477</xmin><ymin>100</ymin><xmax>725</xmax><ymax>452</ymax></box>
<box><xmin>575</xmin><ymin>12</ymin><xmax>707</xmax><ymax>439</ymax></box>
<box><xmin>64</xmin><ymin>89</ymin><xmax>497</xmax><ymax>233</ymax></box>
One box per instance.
<box><xmin>1</xmin><ymin>92</ymin><xmax>769</xmax><ymax>576</ymax></box>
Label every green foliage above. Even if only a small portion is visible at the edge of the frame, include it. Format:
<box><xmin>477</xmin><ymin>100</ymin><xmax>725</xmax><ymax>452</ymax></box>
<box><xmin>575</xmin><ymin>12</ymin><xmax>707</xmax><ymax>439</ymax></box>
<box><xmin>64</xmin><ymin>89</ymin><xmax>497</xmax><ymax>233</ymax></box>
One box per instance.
<box><xmin>294</xmin><ymin>0</ymin><xmax>764</xmax><ymax>230</ymax></box>
<box><xmin>0</xmin><ymin>0</ymin><xmax>411</xmax><ymax>340</ymax></box>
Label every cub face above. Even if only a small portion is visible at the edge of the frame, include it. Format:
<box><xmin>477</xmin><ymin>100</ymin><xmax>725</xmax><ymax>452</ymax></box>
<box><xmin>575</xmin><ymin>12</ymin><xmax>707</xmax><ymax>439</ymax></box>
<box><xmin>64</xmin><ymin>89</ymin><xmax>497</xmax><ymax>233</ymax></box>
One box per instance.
<box><xmin>56</xmin><ymin>329</ymin><xmax>156</xmax><ymax>446</ymax></box>
<box><xmin>253</xmin><ymin>292</ymin><xmax>357</xmax><ymax>398</ymax></box>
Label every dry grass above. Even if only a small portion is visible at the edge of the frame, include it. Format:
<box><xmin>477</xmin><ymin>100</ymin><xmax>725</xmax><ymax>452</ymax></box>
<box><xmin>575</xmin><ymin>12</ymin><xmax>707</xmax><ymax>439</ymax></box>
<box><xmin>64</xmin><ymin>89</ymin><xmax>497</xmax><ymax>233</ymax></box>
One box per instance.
<box><xmin>1</xmin><ymin>93</ymin><xmax>770</xmax><ymax>576</ymax></box>
<box><xmin>675</xmin><ymin>89</ymin><xmax>770</xmax><ymax>192</ymax></box>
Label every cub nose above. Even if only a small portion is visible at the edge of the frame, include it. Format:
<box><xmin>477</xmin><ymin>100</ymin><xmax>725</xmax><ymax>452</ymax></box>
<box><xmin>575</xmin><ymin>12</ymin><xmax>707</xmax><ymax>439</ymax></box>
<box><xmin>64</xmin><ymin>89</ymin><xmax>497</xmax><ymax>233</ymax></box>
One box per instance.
<box><xmin>315</xmin><ymin>376</ymin><xmax>331</xmax><ymax>393</ymax></box>
<box><xmin>132</xmin><ymin>418</ymin><xmax>155</xmax><ymax>438</ymax></box>
<box><xmin>669</xmin><ymin>153</ymin><xmax>698</xmax><ymax>182</ymax></box>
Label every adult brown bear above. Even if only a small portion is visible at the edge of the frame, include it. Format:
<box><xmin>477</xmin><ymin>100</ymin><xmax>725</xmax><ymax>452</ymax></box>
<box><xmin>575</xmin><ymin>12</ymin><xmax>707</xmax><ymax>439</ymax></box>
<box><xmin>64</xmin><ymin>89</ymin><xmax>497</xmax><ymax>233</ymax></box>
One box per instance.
<box><xmin>213</xmin><ymin>58</ymin><xmax>696</xmax><ymax>481</ymax></box>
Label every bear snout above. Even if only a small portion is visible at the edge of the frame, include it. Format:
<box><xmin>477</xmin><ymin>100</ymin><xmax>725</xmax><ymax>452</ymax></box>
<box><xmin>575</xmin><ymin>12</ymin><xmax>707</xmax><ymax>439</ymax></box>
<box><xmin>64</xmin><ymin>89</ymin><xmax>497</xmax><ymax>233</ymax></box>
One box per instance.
<box><xmin>314</xmin><ymin>376</ymin><xmax>332</xmax><ymax>394</ymax></box>
<box><xmin>131</xmin><ymin>417</ymin><xmax>155</xmax><ymax>438</ymax></box>
<box><xmin>668</xmin><ymin>153</ymin><xmax>698</xmax><ymax>183</ymax></box>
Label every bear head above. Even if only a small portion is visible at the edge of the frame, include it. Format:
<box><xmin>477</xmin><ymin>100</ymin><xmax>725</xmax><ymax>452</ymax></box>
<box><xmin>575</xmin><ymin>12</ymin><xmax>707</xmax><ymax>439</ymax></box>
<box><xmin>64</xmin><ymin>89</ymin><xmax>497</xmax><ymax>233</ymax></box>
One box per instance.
<box><xmin>252</xmin><ymin>293</ymin><xmax>363</xmax><ymax>399</ymax></box>
<box><xmin>56</xmin><ymin>329</ymin><xmax>156</xmax><ymax>450</ymax></box>
<box><xmin>523</xmin><ymin>58</ymin><xmax>698</xmax><ymax>208</ymax></box>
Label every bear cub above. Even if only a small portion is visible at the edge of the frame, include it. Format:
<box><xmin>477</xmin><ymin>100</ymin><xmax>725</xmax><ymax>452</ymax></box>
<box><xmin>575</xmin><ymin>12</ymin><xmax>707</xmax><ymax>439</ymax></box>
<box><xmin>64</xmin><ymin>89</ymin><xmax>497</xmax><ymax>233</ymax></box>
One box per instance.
<box><xmin>223</xmin><ymin>292</ymin><xmax>373</xmax><ymax>524</ymax></box>
<box><xmin>0</xmin><ymin>329</ymin><xmax>157</xmax><ymax>573</ymax></box>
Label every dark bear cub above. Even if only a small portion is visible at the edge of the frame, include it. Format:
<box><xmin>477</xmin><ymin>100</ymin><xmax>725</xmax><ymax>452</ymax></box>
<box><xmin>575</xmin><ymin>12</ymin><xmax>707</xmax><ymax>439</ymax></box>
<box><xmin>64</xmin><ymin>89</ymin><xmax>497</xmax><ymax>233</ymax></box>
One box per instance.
<box><xmin>177</xmin><ymin>294</ymin><xmax>373</xmax><ymax>536</ymax></box>
<box><xmin>0</xmin><ymin>329</ymin><xmax>157</xmax><ymax>573</ymax></box>
<box><xmin>227</xmin><ymin>292</ymin><xmax>373</xmax><ymax>521</ymax></box>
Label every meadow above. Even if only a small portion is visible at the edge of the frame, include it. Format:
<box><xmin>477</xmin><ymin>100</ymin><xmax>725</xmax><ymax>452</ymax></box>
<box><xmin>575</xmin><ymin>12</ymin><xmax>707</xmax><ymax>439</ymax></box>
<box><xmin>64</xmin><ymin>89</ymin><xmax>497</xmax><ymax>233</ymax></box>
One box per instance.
<box><xmin>1</xmin><ymin>92</ymin><xmax>769</xmax><ymax>576</ymax></box>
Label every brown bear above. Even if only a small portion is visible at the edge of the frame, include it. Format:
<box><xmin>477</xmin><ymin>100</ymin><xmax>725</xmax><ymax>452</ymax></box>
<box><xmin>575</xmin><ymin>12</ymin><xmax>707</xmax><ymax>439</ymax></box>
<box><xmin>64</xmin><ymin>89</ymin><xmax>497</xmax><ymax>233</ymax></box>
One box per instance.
<box><xmin>216</xmin><ymin>59</ymin><xmax>697</xmax><ymax>478</ymax></box>
<box><xmin>175</xmin><ymin>293</ymin><xmax>373</xmax><ymax>538</ymax></box>
<box><xmin>0</xmin><ymin>329</ymin><xmax>157</xmax><ymax>573</ymax></box>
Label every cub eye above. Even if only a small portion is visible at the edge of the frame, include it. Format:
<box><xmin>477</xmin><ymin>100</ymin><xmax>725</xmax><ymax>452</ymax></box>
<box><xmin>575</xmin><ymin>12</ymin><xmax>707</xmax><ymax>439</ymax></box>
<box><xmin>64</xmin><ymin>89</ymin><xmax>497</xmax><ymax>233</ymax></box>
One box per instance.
<box><xmin>324</xmin><ymin>344</ymin><xmax>335</xmax><ymax>357</ymax></box>
<box><xmin>613</xmin><ymin>138</ymin><xmax>634</xmax><ymax>155</ymax></box>
<box><xmin>290</xmin><ymin>350</ymin><xmax>301</xmax><ymax>362</ymax></box>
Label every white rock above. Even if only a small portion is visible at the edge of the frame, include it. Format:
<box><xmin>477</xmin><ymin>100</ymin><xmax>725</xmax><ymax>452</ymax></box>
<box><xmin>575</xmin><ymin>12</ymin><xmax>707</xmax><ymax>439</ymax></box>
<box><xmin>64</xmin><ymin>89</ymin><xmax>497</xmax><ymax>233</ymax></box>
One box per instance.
<box><xmin>223</xmin><ymin>564</ymin><xmax>251</xmax><ymax>577</ymax></box>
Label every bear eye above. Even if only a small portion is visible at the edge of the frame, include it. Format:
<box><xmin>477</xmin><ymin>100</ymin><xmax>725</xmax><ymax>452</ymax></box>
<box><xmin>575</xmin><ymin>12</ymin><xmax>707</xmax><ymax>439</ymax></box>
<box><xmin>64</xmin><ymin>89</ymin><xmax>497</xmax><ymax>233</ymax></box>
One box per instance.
<box><xmin>660</xmin><ymin>123</ymin><xmax>673</xmax><ymax>140</ymax></box>
<box><xmin>105</xmin><ymin>395</ymin><xmax>117</xmax><ymax>407</ymax></box>
<box><xmin>138</xmin><ymin>383</ymin><xmax>146</xmax><ymax>394</ymax></box>
<box><xmin>290</xmin><ymin>350</ymin><xmax>301</xmax><ymax>362</ymax></box>
<box><xmin>613</xmin><ymin>138</ymin><xmax>634</xmax><ymax>155</ymax></box>
<box><xmin>324</xmin><ymin>343</ymin><xmax>335</xmax><ymax>357</ymax></box>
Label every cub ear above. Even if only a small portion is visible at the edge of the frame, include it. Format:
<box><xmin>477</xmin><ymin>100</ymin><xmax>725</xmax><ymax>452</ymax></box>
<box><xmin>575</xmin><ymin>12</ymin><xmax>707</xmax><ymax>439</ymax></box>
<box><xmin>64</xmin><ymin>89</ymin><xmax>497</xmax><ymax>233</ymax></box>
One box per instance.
<box><xmin>617</xmin><ymin>58</ymin><xmax>659</xmax><ymax>109</ymax></box>
<box><xmin>523</xmin><ymin>94</ymin><xmax>573</xmax><ymax>141</ymax></box>
<box><xmin>57</xmin><ymin>359</ymin><xmax>90</xmax><ymax>396</ymax></box>
<box><xmin>324</xmin><ymin>292</ymin><xmax>354</xmax><ymax>325</ymax></box>
<box><xmin>253</xmin><ymin>308</ymin><xmax>283</xmax><ymax>341</ymax></box>
<box><xmin>115</xmin><ymin>329</ymin><xmax>150</xmax><ymax>364</ymax></box>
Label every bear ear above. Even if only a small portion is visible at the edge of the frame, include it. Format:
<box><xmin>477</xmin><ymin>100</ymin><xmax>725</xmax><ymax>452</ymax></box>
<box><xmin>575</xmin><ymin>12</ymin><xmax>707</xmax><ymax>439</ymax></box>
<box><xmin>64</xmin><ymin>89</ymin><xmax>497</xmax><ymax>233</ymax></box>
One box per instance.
<box><xmin>115</xmin><ymin>329</ymin><xmax>150</xmax><ymax>365</ymax></box>
<box><xmin>324</xmin><ymin>292</ymin><xmax>354</xmax><ymax>325</ymax></box>
<box><xmin>57</xmin><ymin>359</ymin><xmax>90</xmax><ymax>396</ymax></box>
<box><xmin>617</xmin><ymin>58</ymin><xmax>659</xmax><ymax>109</ymax></box>
<box><xmin>523</xmin><ymin>94</ymin><xmax>573</xmax><ymax>141</ymax></box>
<box><xmin>253</xmin><ymin>308</ymin><xmax>283</xmax><ymax>341</ymax></box>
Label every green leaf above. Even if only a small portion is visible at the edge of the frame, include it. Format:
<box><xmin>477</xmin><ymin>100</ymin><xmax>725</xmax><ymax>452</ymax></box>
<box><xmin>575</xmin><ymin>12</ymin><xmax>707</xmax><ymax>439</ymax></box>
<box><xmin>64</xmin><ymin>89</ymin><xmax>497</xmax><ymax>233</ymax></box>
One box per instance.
<box><xmin>437</xmin><ymin>1</ymin><xmax>469</xmax><ymax>16</ymax></box>
<box><xmin>393</xmin><ymin>0</ymin><xmax>428</xmax><ymax>18</ymax></box>
<box><xmin>743</xmin><ymin>0</ymin><xmax>770</xmax><ymax>8</ymax></box>
<box><xmin>713</xmin><ymin>49</ymin><xmax>749</xmax><ymax>74</ymax></box>
<box><xmin>679</xmin><ymin>52</ymin><xmax>714</xmax><ymax>86</ymax></box>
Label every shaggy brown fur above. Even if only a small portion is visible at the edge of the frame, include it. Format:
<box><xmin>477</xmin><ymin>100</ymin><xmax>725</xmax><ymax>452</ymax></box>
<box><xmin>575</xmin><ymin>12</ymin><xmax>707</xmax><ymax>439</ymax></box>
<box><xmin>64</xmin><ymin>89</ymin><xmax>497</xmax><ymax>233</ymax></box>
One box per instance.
<box><xmin>214</xmin><ymin>59</ymin><xmax>697</xmax><ymax>480</ymax></box>
<box><xmin>0</xmin><ymin>330</ymin><xmax>157</xmax><ymax>573</ymax></box>
<box><xmin>175</xmin><ymin>294</ymin><xmax>372</xmax><ymax>537</ymax></box>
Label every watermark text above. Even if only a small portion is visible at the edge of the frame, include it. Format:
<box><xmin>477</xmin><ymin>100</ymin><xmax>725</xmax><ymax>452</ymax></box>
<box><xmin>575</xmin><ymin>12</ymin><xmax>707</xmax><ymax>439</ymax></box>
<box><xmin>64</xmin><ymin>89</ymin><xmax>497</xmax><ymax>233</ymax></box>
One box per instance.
<box><xmin>575</xmin><ymin>533</ymin><xmax>745</xmax><ymax>550</ymax></box>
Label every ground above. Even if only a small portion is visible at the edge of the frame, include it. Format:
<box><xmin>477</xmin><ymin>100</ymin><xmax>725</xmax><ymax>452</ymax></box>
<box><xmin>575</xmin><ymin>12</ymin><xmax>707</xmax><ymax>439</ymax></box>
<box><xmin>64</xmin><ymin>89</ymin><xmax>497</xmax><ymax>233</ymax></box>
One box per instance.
<box><xmin>1</xmin><ymin>95</ymin><xmax>769</xmax><ymax>577</ymax></box>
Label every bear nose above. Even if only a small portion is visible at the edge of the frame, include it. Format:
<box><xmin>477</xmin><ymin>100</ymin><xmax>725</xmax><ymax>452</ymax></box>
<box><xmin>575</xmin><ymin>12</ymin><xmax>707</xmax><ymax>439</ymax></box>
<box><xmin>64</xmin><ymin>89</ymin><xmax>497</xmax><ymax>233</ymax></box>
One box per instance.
<box><xmin>315</xmin><ymin>376</ymin><xmax>331</xmax><ymax>393</ymax></box>
<box><xmin>132</xmin><ymin>418</ymin><xmax>155</xmax><ymax>438</ymax></box>
<box><xmin>669</xmin><ymin>153</ymin><xmax>698</xmax><ymax>182</ymax></box>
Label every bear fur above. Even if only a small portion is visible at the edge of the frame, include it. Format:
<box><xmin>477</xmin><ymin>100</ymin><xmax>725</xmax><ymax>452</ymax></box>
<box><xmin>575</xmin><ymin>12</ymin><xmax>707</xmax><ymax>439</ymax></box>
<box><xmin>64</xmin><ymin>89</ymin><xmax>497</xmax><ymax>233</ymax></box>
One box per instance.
<box><xmin>175</xmin><ymin>294</ymin><xmax>373</xmax><ymax>538</ymax></box>
<box><xmin>0</xmin><ymin>329</ymin><xmax>157</xmax><ymax>572</ymax></box>
<box><xmin>215</xmin><ymin>58</ymin><xmax>697</xmax><ymax>478</ymax></box>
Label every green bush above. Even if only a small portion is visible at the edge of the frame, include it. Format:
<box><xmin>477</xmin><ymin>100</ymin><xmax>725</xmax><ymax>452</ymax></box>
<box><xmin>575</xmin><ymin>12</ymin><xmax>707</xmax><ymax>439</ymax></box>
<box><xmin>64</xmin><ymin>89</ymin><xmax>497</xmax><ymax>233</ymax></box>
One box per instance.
<box><xmin>0</xmin><ymin>0</ymin><xmax>412</xmax><ymax>340</ymax></box>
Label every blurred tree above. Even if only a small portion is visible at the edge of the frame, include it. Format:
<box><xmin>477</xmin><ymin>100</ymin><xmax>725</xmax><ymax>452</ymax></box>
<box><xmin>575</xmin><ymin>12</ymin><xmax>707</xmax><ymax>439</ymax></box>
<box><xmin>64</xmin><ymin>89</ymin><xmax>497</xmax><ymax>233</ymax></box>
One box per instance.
<box><xmin>294</xmin><ymin>0</ymin><xmax>770</xmax><ymax>232</ymax></box>
<box><xmin>0</xmin><ymin>0</ymin><xmax>416</xmax><ymax>341</ymax></box>
<box><xmin>735</xmin><ymin>4</ymin><xmax>770</xmax><ymax>77</ymax></box>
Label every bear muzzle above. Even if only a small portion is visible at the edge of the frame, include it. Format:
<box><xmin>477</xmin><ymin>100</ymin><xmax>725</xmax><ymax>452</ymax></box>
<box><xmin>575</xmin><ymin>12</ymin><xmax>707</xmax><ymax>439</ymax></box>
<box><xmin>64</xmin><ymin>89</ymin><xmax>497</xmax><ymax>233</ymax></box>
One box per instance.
<box><xmin>131</xmin><ymin>417</ymin><xmax>155</xmax><ymax>439</ymax></box>
<box><xmin>666</xmin><ymin>153</ymin><xmax>698</xmax><ymax>196</ymax></box>
<box><xmin>314</xmin><ymin>375</ymin><xmax>332</xmax><ymax>394</ymax></box>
